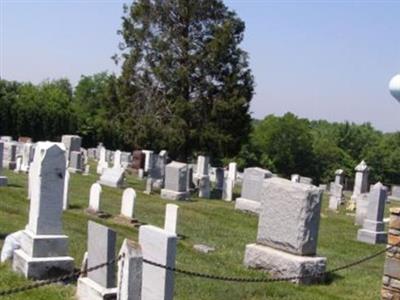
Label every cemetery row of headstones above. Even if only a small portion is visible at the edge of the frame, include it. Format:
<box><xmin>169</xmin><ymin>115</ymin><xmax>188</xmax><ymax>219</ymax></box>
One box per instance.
<box><xmin>0</xmin><ymin>141</ymin><xmax>180</xmax><ymax>300</ymax></box>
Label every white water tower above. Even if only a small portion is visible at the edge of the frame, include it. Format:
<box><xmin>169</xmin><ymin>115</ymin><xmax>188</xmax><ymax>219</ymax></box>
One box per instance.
<box><xmin>389</xmin><ymin>74</ymin><xmax>400</xmax><ymax>103</ymax></box>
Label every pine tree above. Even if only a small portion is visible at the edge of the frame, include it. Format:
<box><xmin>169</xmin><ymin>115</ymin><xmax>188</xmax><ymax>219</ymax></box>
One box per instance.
<box><xmin>116</xmin><ymin>0</ymin><xmax>254</xmax><ymax>162</ymax></box>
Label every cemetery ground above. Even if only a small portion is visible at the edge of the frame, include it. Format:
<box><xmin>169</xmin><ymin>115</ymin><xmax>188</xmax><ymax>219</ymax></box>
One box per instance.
<box><xmin>0</xmin><ymin>164</ymin><xmax>395</xmax><ymax>300</ymax></box>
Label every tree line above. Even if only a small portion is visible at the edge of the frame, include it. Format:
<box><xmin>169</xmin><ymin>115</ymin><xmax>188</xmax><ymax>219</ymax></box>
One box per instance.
<box><xmin>1</xmin><ymin>0</ymin><xmax>399</xmax><ymax>185</ymax></box>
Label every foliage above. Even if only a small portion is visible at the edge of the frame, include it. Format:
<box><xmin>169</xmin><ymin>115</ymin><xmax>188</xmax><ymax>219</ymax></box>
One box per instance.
<box><xmin>115</xmin><ymin>0</ymin><xmax>254</xmax><ymax>162</ymax></box>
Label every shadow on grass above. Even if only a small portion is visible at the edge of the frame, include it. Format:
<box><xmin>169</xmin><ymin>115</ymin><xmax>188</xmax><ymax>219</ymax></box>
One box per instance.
<box><xmin>0</xmin><ymin>233</ymin><xmax>10</xmax><ymax>240</ymax></box>
<box><xmin>7</xmin><ymin>183</ymin><xmax>23</xmax><ymax>188</ymax></box>
<box><xmin>69</xmin><ymin>204</ymin><xmax>83</xmax><ymax>210</ymax></box>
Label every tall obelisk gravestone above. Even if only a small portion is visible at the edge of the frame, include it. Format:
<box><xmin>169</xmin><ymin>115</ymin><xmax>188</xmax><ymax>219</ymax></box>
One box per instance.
<box><xmin>13</xmin><ymin>142</ymin><xmax>74</xmax><ymax>279</ymax></box>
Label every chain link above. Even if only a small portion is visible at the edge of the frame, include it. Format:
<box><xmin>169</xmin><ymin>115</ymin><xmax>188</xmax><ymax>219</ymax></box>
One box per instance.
<box><xmin>0</xmin><ymin>242</ymin><xmax>398</xmax><ymax>297</ymax></box>
<box><xmin>0</xmin><ymin>255</ymin><xmax>123</xmax><ymax>297</ymax></box>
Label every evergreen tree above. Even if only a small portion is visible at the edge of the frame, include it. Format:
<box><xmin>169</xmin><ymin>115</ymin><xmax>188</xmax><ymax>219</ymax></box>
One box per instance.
<box><xmin>116</xmin><ymin>0</ymin><xmax>254</xmax><ymax>161</ymax></box>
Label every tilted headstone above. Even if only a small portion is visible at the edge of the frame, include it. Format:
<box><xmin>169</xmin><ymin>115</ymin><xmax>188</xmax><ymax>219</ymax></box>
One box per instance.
<box><xmin>235</xmin><ymin>167</ymin><xmax>272</xmax><ymax>214</ymax></box>
<box><xmin>77</xmin><ymin>221</ymin><xmax>117</xmax><ymax>299</ymax></box>
<box><xmin>244</xmin><ymin>178</ymin><xmax>326</xmax><ymax>284</ymax></box>
<box><xmin>12</xmin><ymin>142</ymin><xmax>74</xmax><ymax>279</ymax></box>
<box><xmin>99</xmin><ymin>167</ymin><xmax>125</xmax><ymax>188</ymax></box>
<box><xmin>161</xmin><ymin>161</ymin><xmax>190</xmax><ymax>200</ymax></box>
<box><xmin>121</xmin><ymin>188</ymin><xmax>136</xmax><ymax>219</ymax></box>
<box><xmin>61</xmin><ymin>135</ymin><xmax>82</xmax><ymax>161</ymax></box>
<box><xmin>328</xmin><ymin>182</ymin><xmax>343</xmax><ymax>211</ymax></box>
<box><xmin>335</xmin><ymin>169</ymin><xmax>345</xmax><ymax>185</ymax></box>
<box><xmin>164</xmin><ymin>204</ymin><xmax>179</xmax><ymax>234</ymax></box>
<box><xmin>88</xmin><ymin>183</ymin><xmax>102</xmax><ymax>212</ymax></box>
<box><xmin>357</xmin><ymin>182</ymin><xmax>387</xmax><ymax>244</ymax></box>
<box><xmin>139</xmin><ymin>225</ymin><xmax>177</xmax><ymax>300</ymax></box>
<box><xmin>196</xmin><ymin>155</ymin><xmax>209</xmax><ymax>177</ymax></box>
<box><xmin>117</xmin><ymin>239</ymin><xmax>143</xmax><ymax>300</ymax></box>
<box><xmin>0</xmin><ymin>142</ymin><xmax>7</xmax><ymax>186</ymax></box>
<box><xmin>69</xmin><ymin>151</ymin><xmax>83</xmax><ymax>173</ymax></box>
<box><xmin>150</xmin><ymin>150</ymin><xmax>168</xmax><ymax>189</ymax></box>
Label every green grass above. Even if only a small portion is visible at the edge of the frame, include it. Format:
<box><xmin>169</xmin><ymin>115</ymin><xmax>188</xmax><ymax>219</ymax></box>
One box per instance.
<box><xmin>0</xmin><ymin>165</ymin><xmax>397</xmax><ymax>300</ymax></box>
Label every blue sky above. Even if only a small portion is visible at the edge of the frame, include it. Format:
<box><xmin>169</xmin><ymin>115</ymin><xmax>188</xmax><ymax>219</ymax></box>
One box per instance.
<box><xmin>1</xmin><ymin>0</ymin><xmax>399</xmax><ymax>131</ymax></box>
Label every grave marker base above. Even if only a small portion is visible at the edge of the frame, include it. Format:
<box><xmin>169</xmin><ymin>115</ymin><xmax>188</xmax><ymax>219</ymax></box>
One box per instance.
<box><xmin>160</xmin><ymin>189</ymin><xmax>189</xmax><ymax>201</ymax></box>
<box><xmin>244</xmin><ymin>243</ymin><xmax>326</xmax><ymax>285</ymax></box>
<box><xmin>235</xmin><ymin>198</ymin><xmax>260</xmax><ymax>214</ymax></box>
<box><xmin>0</xmin><ymin>176</ymin><xmax>8</xmax><ymax>186</ymax></box>
<box><xmin>77</xmin><ymin>277</ymin><xmax>117</xmax><ymax>300</ymax></box>
<box><xmin>357</xmin><ymin>229</ymin><xmax>387</xmax><ymax>244</ymax></box>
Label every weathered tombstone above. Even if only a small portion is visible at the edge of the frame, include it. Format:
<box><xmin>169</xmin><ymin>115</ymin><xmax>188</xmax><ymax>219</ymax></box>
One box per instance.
<box><xmin>14</xmin><ymin>155</ymin><xmax>22</xmax><ymax>173</ymax></box>
<box><xmin>196</xmin><ymin>155</ymin><xmax>209</xmax><ymax>177</ymax></box>
<box><xmin>12</xmin><ymin>142</ymin><xmax>74</xmax><ymax>279</ymax></box>
<box><xmin>222</xmin><ymin>178</ymin><xmax>234</xmax><ymax>202</ymax></box>
<box><xmin>97</xmin><ymin>147</ymin><xmax>109</xmax><ymax>175</ymax></box>
<box><xmin>335</xmin><ymin>169</ymin><xmax>345</xmax><ymax>185</ymax></box>
<box><xmin>350</xmin><ymin>160</ymin><xmax>369</xmax><ymax>207</ymax></box>
<box><xmin>88</xmin><ymin>183</ymin><xmax>102</xmax><ymax>212</ymax></box>
<box><xmin>228</xmin><ymin>162</ymin><xmax>237</xmax><ymax>182</ymax></box>
<box><xmin>77</xmin><ymin>221</ymin><xmax>117</xmax><ymax>299</ymax></box>
<box><xmin>114</xmin><ymin>150</ymin><xmax>122</xmax><ymax>169</ymax></box>
<box><xmin>150</xmin><ymin>150</ymin><xmax>168</xmax><ymax>189</ymax></box>
<box><xmin>0</xmin><ymin>142</ymin><xmax>8</xmax><ymax>186</ymax></box>
<box><xmin>117</xmin><ymin>239</ymin><xmax>143</xmax><ymax>300</ymax></box>
<box><xmin>390</xmin><ymin>185</ymin><xmax>400</xmax><ymax>202</ymax></box>
<box><xmin>355</xmin><ymin>194</ymin><xmax>369</xmax><ymax>226</ymax></box>
<box><xmin>198</xmin><ymin>175</ymin><xmax>211</xmax><ymax>198</ymax></box>
<box><xmin>3</xmin><ymin>141</ymin><xmax>17</xmax><ymax>170</ymax></box>
<box><xmin>139</xmin><ymin>225</ymin><xmax>177</xmax><ymax>300</ymax></box>
<box><xmin>161</xmin><ymin>161</ymin><xmax>190</xmax><ymax>200</ymax></box>
<box><xmin>83</xmin><ymin>165</ymin><xmax>90</xmax><ymax>176</ymax></box>
<box><xmin>215</xmin><ymin>168</ymin><xmax>224</xmax><ymax>191</ymax></box>
<box><xmin>291</xmin><ymin>174</ymin><xmax>300</xmax><ymax>182</ymax></box>
<box><xmin>142</xmin><ymin>150</ymin><xmax>154</xmax><ymax>173</ymax></box>
<box><xmin>63</xmin><ymin>170</ymin><xmax>70</xmax><ymax>210</ymax></box>
<box><xmin>61</xmin><ymin>135</ymin><xmax>82</xmax><ymax>161</ymax></box>
<box><xmin>69</xmin><ymin>151</ymin><xmax>83</xmax><ymax>173</ymax></box>
<box><xmin>99</xmin><ymin>167</ymin><xmax>125</xmax><ymax>188</ymax></box>
<box><xmin>244</xmin><ymin>178</ymin><xmax>326</xmax><ymax>284</ymax></box>
<box><xmin>235</xmin><ymin>167</ymin><xmax>272</xmax><ymax>214</ymax></box>
<box><xmin>121</xmin><ymin>188</ymin><xmax>136</xmax><ymax>219</ymax></box>
<box><xmin>21</xmin><ymin>142</ymin><xmax>34</xmax><ymax>172</ymax></box>
<box><xmin>164</xmin><ymin>204</ymin><xmax>179</xmax><ymax>234</ymax></box>
<box><xmin>144</xmin><ymin>178</ymin><xmax>153</xmax><ymax>195</ymax></box>
<box><xmin>132</xmin><ymin>150</ymin><xmax>145</xmax><ymax>170</ymax></box>
<box><xmin>299</xmin><ymin>176</ymin><xmax>313</xmax><ymax>185</ymax></box>
<box><xmin>357</xmin><ymin>182</ymin><xmax>387</xmax><ymax>244</ymax></box>
<box><xmin>328</xmin><ymin>182</ymin><xmax>343</xmax><ymax>211</ymax></box>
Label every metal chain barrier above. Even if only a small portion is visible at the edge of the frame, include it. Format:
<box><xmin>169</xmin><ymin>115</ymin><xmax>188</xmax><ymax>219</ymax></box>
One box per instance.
<box><xmin>0</xmin><ymin>255</ymin><xmax>123</xmax><ymax>297</ymax></box>
<box><xmin>143</xmin><ymin>241</ymin><xmax>400</xmax><ymax>283</ymax></box>
<box><xmin>0</xmin><ymin>242</ymin><xmax>398</xmax><ymax>297</ymax></box>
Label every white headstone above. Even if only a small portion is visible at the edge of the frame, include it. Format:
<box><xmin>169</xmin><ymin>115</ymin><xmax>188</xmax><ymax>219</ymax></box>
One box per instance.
<box><xmin>228</xmin><ymin>162</ymin><xmax>237</xmax><ymax>181</ymax></box>
<box><xmin>121</xmin><ymin>188</ymin><xmax>136</xmax><ymax>219</ymax></box>
<box><xmin>99</xmin><ymin>167</ymin><xmax>125</xmax><ymax>188</ymax></box>
<box><xmin>139</xmin><ymin>225</ymin><xmax>177</xmax><ymax>300</ymax></box>
<box><xmin>114</xmin><ymin>150</ymin><xmax>122</xmax><ymax>169</ymax></box>
<box><xmin>222</xmin><ymin>178</ymin><xmax>234</xmax><ymax>202</ymax></box>
<box><xmin>164</xmin><ymin>204</ymin><xmax>179</xmax><ymax>234</ymax></box>
<box><xmin>89</xmin><ymin>183</ymin><xmax>102</xmax><ymax>212</ymax></box>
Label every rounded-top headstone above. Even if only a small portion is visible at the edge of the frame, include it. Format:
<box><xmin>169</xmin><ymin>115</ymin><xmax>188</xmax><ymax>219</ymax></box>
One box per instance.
<box><xmin>389</xmin><ymin>74</ymin><xmax>400</xmax><ymax>102</ymax></box>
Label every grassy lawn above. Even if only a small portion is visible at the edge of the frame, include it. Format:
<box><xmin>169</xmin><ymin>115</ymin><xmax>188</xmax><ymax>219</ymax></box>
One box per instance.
<box><xmin>0</xmin><ymin>165</ymin><xmax>397</xmax><ymax>300</ymax></box>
